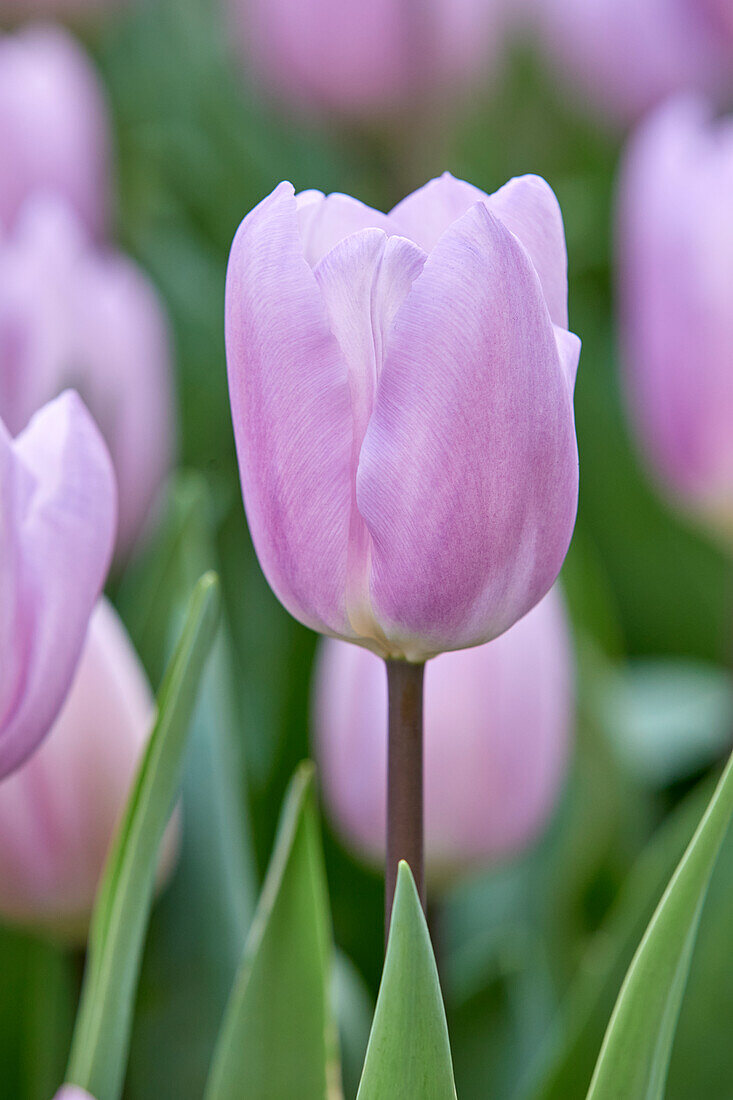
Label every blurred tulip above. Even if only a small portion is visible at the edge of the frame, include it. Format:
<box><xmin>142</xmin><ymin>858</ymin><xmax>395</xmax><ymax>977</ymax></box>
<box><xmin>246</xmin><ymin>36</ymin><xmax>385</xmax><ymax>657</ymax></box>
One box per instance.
<box><xmin>618</xmin><ymin>96</ymin><xmax>733</xmax><ymax>537</ymax></box>
<box><xmin>0</xmin><ymin>391</ymin><xmax>116</xmax><ymax>779</ymax></box>
<box><xmin>700</xmin><ymin>0</ymin><xmax>733</xmax><ymax>45</ymax></box>
<box><xmin>0</xmin><ymin>195</ymin><xmax>175</xmax><ymax>557</ymax></box>
<box><xmin>55</xmin><ymin>1091</ymin><xmax>95</xmax><ymax>1100</ymax></box>
<box><xmin>0</xmin><ymin>23</ymin><xmax>110</xmax><ymax>234</ymax></box>
<box><xmin>229</xmin><ymin>0</ymin><xmax>505</xmax><ymax>117</ymax></box>
<box><xmin>0</xmin><ymin>598</ymin><xmax>178</xmax><ymax>941</ymax></box>
<box><xmin>530</xmin><ymin>0</ymin><xmax>729</xmax><ymax>124</ymax></box>
<box><xmin>314</xmin><ymin>588</ymin><xmax>573</xmax><ymax>875</ymax></box>
<box><xmin>226</xmin><ymin>174</ymin><xmax>579</xmax><ymax>662</ymax></box>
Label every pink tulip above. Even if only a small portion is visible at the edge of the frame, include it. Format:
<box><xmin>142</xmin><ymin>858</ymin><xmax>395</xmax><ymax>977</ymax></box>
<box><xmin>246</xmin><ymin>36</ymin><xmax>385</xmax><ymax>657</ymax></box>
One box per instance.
<box><xmin>0</xmin><ymin>391</ymin><xmax>116</xmax><ymax>779</ymax></box>
<box><xmin>530</xmin><ymin>0</ymin><xmax>729</xmax><ymax>124</ymax></box>
<box><xmin>699</xmin><ymin>0</ymin><xmax>733</xmax><ymax>45</ymax></box>
<box><xmin>229</xmin><ymin>0</ymin><xmax>505</xmax><ymax>116</ymax></box>
<box><xmin>55</xmin><ymin>1089</ymin><xmax>96</xmax><ymax>1100</ymax></box>
<box><xmin>314</xmin><ymin>588</ymin><xmax>573</xmax><ymax>874</ymax></box>
<box><xmin>618</xmin><ymin>96</ymin><xmax>733</xmax><ymax>535</ymax></box>
<box><xmin>0</xmin><ymin>23</ymin><xmax>110</xmax><ymax>234</ymax></box>
<box><xmin>0</xmin><ymin>598</ymin><xmax>178</xmax><ymax>941</ymax></box>
<box><xmin>0</xmin><ymin>194</ymin><xmax>175</xmax><ymax>557</ymax></box>
<box><xmin>226</xmin><ymin>174</ymin><xmax>580</xmax><ymax>662</ymax></box>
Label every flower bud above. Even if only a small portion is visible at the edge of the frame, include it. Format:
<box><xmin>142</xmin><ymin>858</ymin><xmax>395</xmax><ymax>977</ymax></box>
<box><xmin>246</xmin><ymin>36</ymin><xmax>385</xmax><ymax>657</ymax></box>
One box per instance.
<box><xmin>0</xmin><ymin>392</ymin><xmax>116</xmax><ymax>779</ymax></box>
<box><xmin>0</xmin><ymin>194</ymin><xmax>175</xmax><ymax>557</ymax></box>
<box><xmin>530</xmin><ymin>0</ymin><xmax>729</xmax><ymax>124</ymax></box>
<box><xmin>618</xmin><ymin>96</ymin><xmax>733</xmax><ymax>538</ymax></box>
<box><xmin>0</xmin><ymin>598</ymin><xmax>178</xmax><ymax>941</ymax></box>
<box><xmin>0</xmin><ymin>23</ymin><xmax>110</xmax><ymax>234</ymax></box>
<box><xmin>228</xmin><ymin>0</ymin><xmax>505</xmax><ymax>117</ymax></box>
<box><xmin>314</xmin><ymin>588</ymin><xmax>573</xmax><ymax>875</ymax></box>
<box><xmin>226</xmin><ymin>174</ymin><xmax>579</xmax><ymax>661</ymax></box>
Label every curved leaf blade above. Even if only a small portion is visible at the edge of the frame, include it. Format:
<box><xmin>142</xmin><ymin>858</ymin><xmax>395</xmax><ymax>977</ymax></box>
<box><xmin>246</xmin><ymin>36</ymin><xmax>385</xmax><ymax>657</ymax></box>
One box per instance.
<box><xmin>587</xmin><ymin>749</ymin><xmax>733</xmax><ymax>1100</ymax></box>
<box><xmin>204</xmin><ymin>763</ymin><xmax>338</xmax><ymax>1100</ymax></box>
<box><xmin>357</xmin><ymin>862</ymin><xmax>457</xmax><ymax>1100</ymax></box>
<box><xmin>65</xmin><ymin>572</ymin><xmax>221</xmax><ymax>1100</ymax></box>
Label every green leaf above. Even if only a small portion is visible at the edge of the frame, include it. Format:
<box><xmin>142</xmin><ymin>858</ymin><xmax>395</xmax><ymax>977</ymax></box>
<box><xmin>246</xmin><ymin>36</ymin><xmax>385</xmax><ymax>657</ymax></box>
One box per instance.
<box><xmin>204</xmin><ymin>763</ymin><xmax>339</xmax><ymax>1100</ymax></box>
<box><xmin>586</xmin><ymin>748</ymin><xmax>733</xmax><ymax>1100</ymax></box>
<box><xmin>520</xmin><ymin>774</ymin><xmax>714</xmax><ymax>1100</ymax></box>
<box><xmin>119</xmin><ymin>474</ymin><xmax>258</xmax><ymax>1100</ymax></box>
<box><xmin>357</xmin><ymin>862</ymin><xmax>457</xmax><ymax>1100</ymax></box>
<box><xmin>65</xmin><ymin>572</ymin><xmax>221</xmax><ymax>1100</ymax></box>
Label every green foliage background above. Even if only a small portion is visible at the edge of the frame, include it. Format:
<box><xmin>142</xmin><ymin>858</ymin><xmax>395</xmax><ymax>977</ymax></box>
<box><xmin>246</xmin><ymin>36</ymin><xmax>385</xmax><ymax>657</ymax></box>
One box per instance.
<box><xmin>1</xmin><ymin>0</ymin><xmax>732</xmax><ymax>1096</ymax></box>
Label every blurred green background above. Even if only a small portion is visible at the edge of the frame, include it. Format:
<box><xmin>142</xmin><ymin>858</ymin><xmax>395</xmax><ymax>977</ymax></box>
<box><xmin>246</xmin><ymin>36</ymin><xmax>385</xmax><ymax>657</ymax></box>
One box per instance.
<box><xmin>2</xmin><ymin>0</ymin><xmax>732</xmax><ymax>1096</ymax></box>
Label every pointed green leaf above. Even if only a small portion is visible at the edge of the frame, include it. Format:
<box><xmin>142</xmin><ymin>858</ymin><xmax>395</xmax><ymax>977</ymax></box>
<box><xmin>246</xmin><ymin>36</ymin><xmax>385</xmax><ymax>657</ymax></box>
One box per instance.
<box><xmin>587</xmin><ymin>748</ymin><xmax>733</xmax><ymax>1100</ymax></box>
<box><xmin>357</xmin><ymin>862</ymin><xmax>457</xmax><ymax>1100</ymax></box>
<box><xmin>204</xmin><ymin>763</ymin><xmax>339</xmax><ymax>1100</ymax></box>
<box><xmin>65</xmin><ymin>572</ymin><xmax>221</xmax><ymax>1100</ymax></box>
<box><xmin>119</xmin><ymin>474</ymin><xmax>258</xmax><ymax>1100</ymax></box>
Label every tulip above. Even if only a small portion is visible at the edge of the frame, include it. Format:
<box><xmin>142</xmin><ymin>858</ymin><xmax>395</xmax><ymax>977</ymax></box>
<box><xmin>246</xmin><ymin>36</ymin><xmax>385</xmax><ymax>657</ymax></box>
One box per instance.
<box><xmin>226</xmin><ymin>173</ymin><xmax>580</xmax><ymax>664</ymax></box>
<box><xmin>618</xmin><ymin>96</ymin><xmax>733</xmax><ymax>537</ymax></box>
<box><xmin>314</xmin><ymin>588</ymin><xmax>573</xmax><ymax>875</ymax></box>
<box><xmin>0</xmin><ymin>391</ymin><xmax>116</xmax><ymax>779</ymax></box>
<box><xmin>530</xmin><ymin>0</ymin><xmax>729</xmax><ymax>124</ymax></box>
<box><xmin>229</xmin><ymin>0</ymin><xmax>505</xmax><ymax>116</ymax></box>
<box><xmin>0</xmin><ymin>598</ymin><xmax>178</xmax><ymax>940</ymax></box>
<box><xmin>0</xmin><ymin>23</ymin><xmax>110</xmax><ymax>234</ymax></box>
<box><xmin>0</xmin><ymin>194</ymin><xmax>175</xmax><ymax>556</ymax></box>
<box><xmin>55</xmin><ymin>1090</ymin><xmax>95</xmax><ymax>1100</ymax></box>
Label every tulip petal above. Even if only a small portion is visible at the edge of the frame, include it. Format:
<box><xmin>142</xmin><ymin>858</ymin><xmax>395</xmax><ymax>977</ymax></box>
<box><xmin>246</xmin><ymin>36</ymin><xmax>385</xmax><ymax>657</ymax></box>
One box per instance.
<box><xmin>488</xmin><ymin>174</ymin><xmax>568</xmax><ymax>327</ymax></box>
<box><xmin>357</xmin><ymin>202</ymin><xmax>579</xmax><ymax>658</ymax></box>
<box><xmin>390</xmin><ymin>172</ymin><xmax>568</xmax><ymax>326</ymax></box>
<box><xmin>0</xmin><ymin>391</ymin><xmax>116</xmax><ymax>778</ymax></box>
<box><xmin>225</xmin><ymin>182</ymin><xmax>354</xmax><ymax>636</ymax></box>
<box><xmin>312</xmin><ymin>228</ymin><xmax>427</xmax><ymax>634</ymax></box>
<box><xmin>296</xmin><ymin>189</ymin><xmax>396</xmax><ymax>267</ymax></box>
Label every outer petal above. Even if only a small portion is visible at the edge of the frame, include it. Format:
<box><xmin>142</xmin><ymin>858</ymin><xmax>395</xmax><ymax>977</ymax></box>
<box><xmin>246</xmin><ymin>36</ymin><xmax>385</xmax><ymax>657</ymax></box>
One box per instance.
<box><xmin>0</xmin><ymin>24</ymin><xmax>110</xmax><ymax>233</ymax></box>
<box><xmin>357</xmin><ymin>202</ymin><xmax>578</xmax><ymax>659</ymax></box>
<box><xmin>225</xmin><ymin>182</ymin><xmax>353</xmax><ymax>636</ymax></box>
<box><xmin>488</xmin><ymin>175</ymin><xmax>568</xmax><ymax>327</ymax></box>
<box><xmin>389</xmin><ymin>172</ymin><xmax>569</xmax><ymax>325</ymax></box>
<box><xmin>0</xmin><ymin>391</ymin><xmax>116</xmax><ymax>777</ymax></box>
<box><xmin>296</xmin><ymin>190</ymin><xmax>396</xmax><ymax>267</ymax></box>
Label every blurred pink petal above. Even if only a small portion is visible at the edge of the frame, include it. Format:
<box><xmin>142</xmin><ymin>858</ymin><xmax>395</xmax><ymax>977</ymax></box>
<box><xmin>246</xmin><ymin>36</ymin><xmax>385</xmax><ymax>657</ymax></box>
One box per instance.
<box><xmin>0</xmin><ymin>598</ymin><xmax>178</xmax><ymax>940</ymax></box>
<box><xmin>618</xmin><ymin>96</ymin><xmax>733</xmax><ymax>536</ymax></box>
<box><xmin>229</xmin><ymin>0</ymin><xmax>506</xmax><ymax>116</ymax></box>
<box><xmin>226</xmin><ymin>176</ymin><xmax>579</xmax><ymax>660</ymax></box>
<box><xmin>531</xmin><ymin>0</ymin><xmax>730</xmax><ymax>124</ymax></box>
<box><xmin>0</xmin><ymin>391</ymin><xmax>116</xmax><ymax>778</ymax></box>
<box><xmin>314</xmin><ymin>588</ymin><xmax>574</xmax><ymax>875</ymax></box>
<box><xmin>0</xmin><ymin>195</ymin><xmax>175</xmax><ymax>557</ymax></box>
<box><xmin>0</xmin><ymin>23</ymin><xmax>110</xmax><ymax>233</ymax></box>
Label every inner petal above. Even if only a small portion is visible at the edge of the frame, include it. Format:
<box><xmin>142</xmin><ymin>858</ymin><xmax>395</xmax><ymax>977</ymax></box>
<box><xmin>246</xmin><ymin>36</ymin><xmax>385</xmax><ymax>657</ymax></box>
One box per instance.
<box><xmin>313</xmin><ymin>228</ymin><xmax>427</xmax><ymax>640</ymax></box>
<box><xmin>296</xmin><ymin>190</ymin><xmax>396</xmax><ymax>268</ymax></box>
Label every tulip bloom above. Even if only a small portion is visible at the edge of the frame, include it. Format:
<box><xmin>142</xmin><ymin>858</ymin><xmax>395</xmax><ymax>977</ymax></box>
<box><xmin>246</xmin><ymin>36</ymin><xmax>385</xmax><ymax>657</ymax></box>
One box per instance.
<box><xmin>0</xmin><ymin>24</ymin><xmax>110</xmax><ymax>234</ymax></box>
<box><xmin>531</xmin><ymin>0</ymin><xmax>729</xmax><ymax>124</ymax></box>
<box><xmin>315</xmin><ymin>588</ymin><xmax>573</xmax><ymax>874</ymax></box>
<box><xmin>0</xmin><ymin>392</ymin><xmax>116</xmax><ymax>779</ymax></box>
<box><xmin>0</xmin><ymin>195</ymin><xmax>175</xmax><ymax>556</ymax></box>
<box><xmin>229</xmin><ymin>0</ymin><xmax>504</xmax><ymax>116</ymax></box>
<box><xmin>55</xmin><ymin>1089</ymin><xmax>95</xmax><ymax>1100</ymax></box>
<box><xmin>0</xmin><ymin>598</ymin><xmax>178</xmax><ymax>940</ymax></box>
<box><xmin>618</xmin><ymin>97</ymin><xmax>733</xmax><ymax>536</ymax></box>
<box><xmin>226</xmin><ymin>174</ymin><xmax>580</xmax><ymax>663</ymax></box>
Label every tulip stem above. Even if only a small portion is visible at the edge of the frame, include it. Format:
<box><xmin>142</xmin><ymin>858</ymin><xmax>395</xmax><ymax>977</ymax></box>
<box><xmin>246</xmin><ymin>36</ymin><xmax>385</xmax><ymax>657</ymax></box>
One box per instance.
<box><xmin>385</xmin><ymin>658</ymin><xmax>425</xmax><ymax>937</ymax></box>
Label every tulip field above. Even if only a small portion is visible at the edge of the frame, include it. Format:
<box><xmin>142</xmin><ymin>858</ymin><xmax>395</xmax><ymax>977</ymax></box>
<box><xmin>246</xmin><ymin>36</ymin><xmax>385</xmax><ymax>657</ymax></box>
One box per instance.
<box><xmin>1</xmin><ymin>0</ymin><xmax>732</xmax><ymax>1098</ymax></box>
